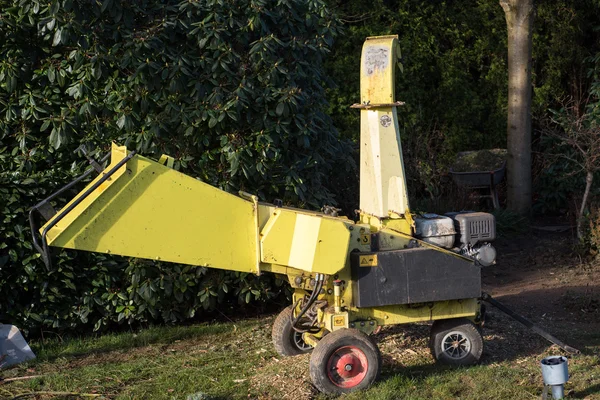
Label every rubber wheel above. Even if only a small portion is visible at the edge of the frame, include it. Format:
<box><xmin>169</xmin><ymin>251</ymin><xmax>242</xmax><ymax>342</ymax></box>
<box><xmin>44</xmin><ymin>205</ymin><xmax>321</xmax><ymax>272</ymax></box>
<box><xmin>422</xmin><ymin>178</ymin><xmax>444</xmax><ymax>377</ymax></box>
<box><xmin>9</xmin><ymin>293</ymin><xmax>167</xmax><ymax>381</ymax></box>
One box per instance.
<box><xmin>272</xmin><ymin>305</ymin><xmax>313</xmax><ymax>357</ymax></box>
<box><xmin>429</xmin><ymin>318</ymin><xmax>484</xmax><ymax>366</ymax></box>
<box><xmin>309</xmin><ymin>328</ymin><xmax>381</xmax><ymax>395</ymax></box>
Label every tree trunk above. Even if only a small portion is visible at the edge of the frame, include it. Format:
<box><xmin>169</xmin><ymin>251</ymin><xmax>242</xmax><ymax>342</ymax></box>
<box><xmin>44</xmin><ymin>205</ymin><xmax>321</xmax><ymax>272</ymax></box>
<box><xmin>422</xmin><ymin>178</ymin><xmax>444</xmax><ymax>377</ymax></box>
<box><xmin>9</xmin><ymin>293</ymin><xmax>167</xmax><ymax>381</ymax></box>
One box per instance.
<box><xmin>500</xmin><ymin>0</ymin><xmax>534</xmax><ymax>216</ymax></box>
<box><xmin>577</xmin><ymin>171</ymin><xmax>594</xmax><ymax>240</ymax></box>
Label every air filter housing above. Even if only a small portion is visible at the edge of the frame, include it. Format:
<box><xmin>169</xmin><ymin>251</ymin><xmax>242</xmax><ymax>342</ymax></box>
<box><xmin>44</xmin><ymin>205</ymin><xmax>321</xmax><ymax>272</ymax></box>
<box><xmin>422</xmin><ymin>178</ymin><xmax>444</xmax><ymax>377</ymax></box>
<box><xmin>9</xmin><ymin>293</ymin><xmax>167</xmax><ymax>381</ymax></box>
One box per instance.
<box><xmin>450</xmin><ymin>212</ymin><xmax>496</xmax><ymax>246</ymax></box>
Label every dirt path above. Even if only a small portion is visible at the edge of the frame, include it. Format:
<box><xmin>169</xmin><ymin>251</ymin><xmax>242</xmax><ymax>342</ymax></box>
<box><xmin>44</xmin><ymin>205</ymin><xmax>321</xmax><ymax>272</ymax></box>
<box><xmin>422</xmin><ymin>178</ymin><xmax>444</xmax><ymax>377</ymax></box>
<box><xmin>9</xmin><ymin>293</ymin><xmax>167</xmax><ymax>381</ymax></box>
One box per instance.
<box><xmin>483</xmin><ymin>230</ymin><xmax>600</xmax><ymax>335</ymax></box>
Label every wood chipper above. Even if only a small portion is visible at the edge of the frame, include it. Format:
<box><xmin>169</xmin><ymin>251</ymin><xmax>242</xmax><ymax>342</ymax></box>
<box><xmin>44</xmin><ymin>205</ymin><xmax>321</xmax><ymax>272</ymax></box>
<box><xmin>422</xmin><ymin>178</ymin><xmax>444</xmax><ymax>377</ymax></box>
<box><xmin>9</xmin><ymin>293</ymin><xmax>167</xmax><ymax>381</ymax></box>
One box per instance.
<box><xmin>29</xmin><ymin>35</ymin><xmax>576</xmax><ymax>394</ymax></box>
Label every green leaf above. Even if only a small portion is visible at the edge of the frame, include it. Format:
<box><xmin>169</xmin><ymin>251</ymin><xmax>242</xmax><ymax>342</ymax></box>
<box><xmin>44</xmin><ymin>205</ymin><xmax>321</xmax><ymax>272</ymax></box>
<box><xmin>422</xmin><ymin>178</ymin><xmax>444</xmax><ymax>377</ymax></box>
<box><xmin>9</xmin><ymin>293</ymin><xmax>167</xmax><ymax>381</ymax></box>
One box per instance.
<box><xmin>101</xmin><ymin>0</ymin><xmax>112</xmax><ymax>13</ymax></box>
<box><xmin>50</xmin><ymin>1</ymin><xmax>60</xmax><ymax>14</ymax></box>
<box><xmin>276</xmin><ymin>102</ymin><xmax>285</xmax><ymax>116</ymax></box>
<box><xmin>116</xmin><ymin>115</ymin><xmax>126</xmax><ymax>129</ymax></box>
<box><xmin>53</xmin><ymin>28</ymin><xmax>62</xmax><ymax>46</ymax></box>
<box><xmin>7</xmin><ymin>76</ymin><xmax>17</xmax><ymax>93</ymax></box>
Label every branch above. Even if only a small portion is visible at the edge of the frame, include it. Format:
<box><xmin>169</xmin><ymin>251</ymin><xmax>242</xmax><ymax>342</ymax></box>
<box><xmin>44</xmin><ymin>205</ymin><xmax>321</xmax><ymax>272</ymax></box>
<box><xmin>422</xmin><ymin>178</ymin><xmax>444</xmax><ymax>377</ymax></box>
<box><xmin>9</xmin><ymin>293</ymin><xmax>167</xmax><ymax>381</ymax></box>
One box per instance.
<box><xmin>0</xmin><ymin>376</ymin><xmax>43</xmax><ymax>384</ymax></box>
<box><xmin>11</xmin><ymin>392</ymin><xmax>104</xmax><ymax>399</ymax></box>
<box><xmin>572</xmin><ymin>136</ymin><xmax>588</xmax><ymax>158</ymax></box>
<box><xmin>541</xmin><ymin>152</ymin><xmax>586</xmax><ymax>175</ymax></box>
<box><xmin>577</xmin><ymin>171</ymin><xmax>594</xmax><ymax>240</ymax></box>
<box><xmin>339</xmin><ymin>12</ymin><xmax>376</xmax><ymax>24</ymax></box>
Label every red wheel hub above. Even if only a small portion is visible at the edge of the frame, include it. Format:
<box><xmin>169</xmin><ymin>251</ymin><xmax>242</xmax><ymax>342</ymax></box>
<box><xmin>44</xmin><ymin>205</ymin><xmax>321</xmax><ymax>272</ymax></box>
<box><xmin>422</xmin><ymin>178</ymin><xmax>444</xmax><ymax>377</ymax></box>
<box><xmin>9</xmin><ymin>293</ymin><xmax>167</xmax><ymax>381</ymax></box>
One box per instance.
<box><xmin>326</xmin><ymin>346</ymin><xmax>368</xmax><ymax>388</ymax></box>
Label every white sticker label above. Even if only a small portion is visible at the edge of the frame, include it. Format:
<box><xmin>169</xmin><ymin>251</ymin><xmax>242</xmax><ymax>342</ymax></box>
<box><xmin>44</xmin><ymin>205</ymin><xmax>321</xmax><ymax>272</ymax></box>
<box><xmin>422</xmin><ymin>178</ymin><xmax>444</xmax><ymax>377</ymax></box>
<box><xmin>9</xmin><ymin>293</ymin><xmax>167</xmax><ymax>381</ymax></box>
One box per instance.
<box><xmin>364</xmin><ymin>46</ymin><xmax>389</xmax><ymax>76</ymax></box>
<box><xmin>380</xmin><ymin>115</ymin><xmax>392</xmax><ymax>127</ymax></box>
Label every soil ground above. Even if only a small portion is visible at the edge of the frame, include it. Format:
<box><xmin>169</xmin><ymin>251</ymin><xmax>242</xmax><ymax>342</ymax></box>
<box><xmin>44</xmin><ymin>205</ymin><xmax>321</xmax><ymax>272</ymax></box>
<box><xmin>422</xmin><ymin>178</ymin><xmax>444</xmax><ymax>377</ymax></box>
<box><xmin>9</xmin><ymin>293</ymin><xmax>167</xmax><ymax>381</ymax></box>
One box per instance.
<box><xmin>484</xmin><ymin>229</ymin><xmax>600</xmax><ymax>345</ymax></box>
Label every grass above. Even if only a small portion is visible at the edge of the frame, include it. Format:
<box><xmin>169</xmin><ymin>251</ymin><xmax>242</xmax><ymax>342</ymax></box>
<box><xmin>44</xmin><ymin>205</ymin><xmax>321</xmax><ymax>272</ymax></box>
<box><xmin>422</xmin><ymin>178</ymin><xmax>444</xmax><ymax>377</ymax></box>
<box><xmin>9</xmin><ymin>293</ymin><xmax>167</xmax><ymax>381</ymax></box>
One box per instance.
<box><xmin>2</xmin><ymin>320</ymin><xmax>270</xmax><ymax>399</ymax></box>
<box><xmin>2</xmin><ymin>310</ymin><xmax>600</xmax><ymax>400</ymax></box>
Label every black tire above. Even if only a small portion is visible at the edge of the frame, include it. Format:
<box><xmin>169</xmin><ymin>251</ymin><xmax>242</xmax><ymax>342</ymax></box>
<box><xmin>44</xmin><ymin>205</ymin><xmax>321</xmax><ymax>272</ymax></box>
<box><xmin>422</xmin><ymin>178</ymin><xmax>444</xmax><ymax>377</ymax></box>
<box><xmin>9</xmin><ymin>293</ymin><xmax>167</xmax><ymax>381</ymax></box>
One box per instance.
<box><xmin>272</xmin><ymin>305</ymin><xmax>313</xmax><ymax>357</ymax></box>
<box><xmin>309</xmin><ymin>329</ymin><xmax>381</xmax><ymax>395</ymax></box>
<box><xmin>429</xmin><ymin>318</ymin><xmax>484</xmax><ymax>366</ymax></box>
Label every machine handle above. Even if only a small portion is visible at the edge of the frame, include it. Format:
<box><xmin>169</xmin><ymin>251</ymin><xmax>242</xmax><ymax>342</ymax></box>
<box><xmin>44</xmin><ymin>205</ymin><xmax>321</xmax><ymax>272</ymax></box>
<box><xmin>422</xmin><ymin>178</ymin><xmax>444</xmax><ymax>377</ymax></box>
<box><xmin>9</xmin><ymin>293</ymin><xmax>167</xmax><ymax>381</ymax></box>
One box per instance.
<box><xmin>29</xmin><ymin>151</ymin><xmax>134</xmax><ymax>270</ymax></box>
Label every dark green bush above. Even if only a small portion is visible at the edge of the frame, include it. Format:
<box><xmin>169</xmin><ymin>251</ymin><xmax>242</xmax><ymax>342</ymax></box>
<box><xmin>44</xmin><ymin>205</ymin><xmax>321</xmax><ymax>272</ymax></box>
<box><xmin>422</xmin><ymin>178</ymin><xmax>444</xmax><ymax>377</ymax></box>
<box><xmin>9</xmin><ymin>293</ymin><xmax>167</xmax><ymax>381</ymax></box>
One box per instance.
<box><xmin>0</xmin><ymin>0</ymin><xmax>346</xmax><ymax>333</ymax></box>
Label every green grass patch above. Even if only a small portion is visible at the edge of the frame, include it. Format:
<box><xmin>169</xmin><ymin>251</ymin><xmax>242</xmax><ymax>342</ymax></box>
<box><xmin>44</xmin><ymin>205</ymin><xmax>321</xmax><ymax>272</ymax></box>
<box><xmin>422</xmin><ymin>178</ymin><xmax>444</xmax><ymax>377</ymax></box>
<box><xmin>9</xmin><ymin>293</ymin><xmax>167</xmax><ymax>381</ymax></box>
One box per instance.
<box><xmin>2</xmin><ymin>315</ymin><xmax>600</xmax><ymax>400</ymax></box>
<box><xmin>32</xmin><ymin>323</ymin><xmax>235</xmax><ymax>362</ymax></box>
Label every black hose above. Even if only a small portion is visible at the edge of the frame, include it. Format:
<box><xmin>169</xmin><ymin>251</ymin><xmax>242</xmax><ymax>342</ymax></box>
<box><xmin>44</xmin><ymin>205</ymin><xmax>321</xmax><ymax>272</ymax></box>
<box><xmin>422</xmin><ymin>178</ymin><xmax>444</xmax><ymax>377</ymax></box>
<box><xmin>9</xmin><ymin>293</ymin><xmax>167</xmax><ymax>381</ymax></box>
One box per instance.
<box><xmin>292</xmin><ymin>278</ymin><xmax>322</xmax><ymax>332</ymax></box>
<box><xmin>292</xmin><ymin>274</ymin><xmax>325</xmax><ymax>333</ymax></box>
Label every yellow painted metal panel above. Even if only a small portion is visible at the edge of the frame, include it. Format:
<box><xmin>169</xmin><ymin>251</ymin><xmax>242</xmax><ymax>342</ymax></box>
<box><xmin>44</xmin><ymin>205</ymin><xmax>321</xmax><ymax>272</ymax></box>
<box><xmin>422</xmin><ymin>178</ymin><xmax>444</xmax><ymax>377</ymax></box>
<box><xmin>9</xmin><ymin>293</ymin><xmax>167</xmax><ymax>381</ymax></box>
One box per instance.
<box><xmin>260</xmin><ymin>209</ymin><xmax>351</xmax><ymax>274</ymax></box>
<box><xmin>44</xmin><ymin>143</ymin><xmax>128</xmax><ymax>244</ymax></box>
<box><xmin>256</xmin><ymin>203</ymin><xmax>275</xmax><ymax>231</ymax></box>
<box><xmin>359</xmin><ymin>35</ymin><xmax>411</xmax><ymax>218</ymax></box>
<box><xmin>360</xmin><ymin>108</ymin><xmax>411</xmax><ymax>217</ymax></box>
<box><xmin>310</xmin><ymin>216</ymin><xmax>352</xmax><ymax>274</ymax></box>
<box><xmin>350</xmin><ymin>299</ymin><xmax>480</xmax><ymax>325</ymax></box>
<box><xmin>288</xmin><ymin>213</ymin><xmax>322</xmax><ymax>268</ymax></box>
<box><xmin>43</xmin><ymin>146</ymin><xmax>259</xmax><ymax>273</ymax></box>
<box><xmin>360</xmin><ymin>35</ymin><xmax>399</xmax><ymax>104</ymax></box>
<box><xmin>260</xmin><ymin>263</ymin><xmax>291</xmax><ymax>276</ymax></box>
<box><xmin>259</xmin><ymin>211</ymin><xmax>295</xmax><ymax>265</ymax></box>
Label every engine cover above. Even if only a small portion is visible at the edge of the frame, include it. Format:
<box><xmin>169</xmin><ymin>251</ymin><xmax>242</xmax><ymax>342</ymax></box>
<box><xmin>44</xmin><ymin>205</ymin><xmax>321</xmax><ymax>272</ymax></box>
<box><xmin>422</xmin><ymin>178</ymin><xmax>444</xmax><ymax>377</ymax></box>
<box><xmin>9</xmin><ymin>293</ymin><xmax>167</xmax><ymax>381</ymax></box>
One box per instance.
<box><xmin>414</xmin><ymin>214</ymin><xmax>456</xmax><ymax>249</ymax></box>
<box><xmin>448</xmin><ymin>212</ymin><xmax>496</xmax><ymax>246</ymax></box>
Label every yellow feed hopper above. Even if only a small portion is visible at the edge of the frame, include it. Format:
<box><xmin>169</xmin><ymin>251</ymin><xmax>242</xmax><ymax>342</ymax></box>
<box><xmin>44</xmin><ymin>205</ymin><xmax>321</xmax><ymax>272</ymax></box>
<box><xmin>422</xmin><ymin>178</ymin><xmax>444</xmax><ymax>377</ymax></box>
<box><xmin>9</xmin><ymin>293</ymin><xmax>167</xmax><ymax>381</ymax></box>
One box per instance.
<box><xmin>37</xmin><ymin>143</ymin><xmax>353</xmax><ymax>276</ymax></box>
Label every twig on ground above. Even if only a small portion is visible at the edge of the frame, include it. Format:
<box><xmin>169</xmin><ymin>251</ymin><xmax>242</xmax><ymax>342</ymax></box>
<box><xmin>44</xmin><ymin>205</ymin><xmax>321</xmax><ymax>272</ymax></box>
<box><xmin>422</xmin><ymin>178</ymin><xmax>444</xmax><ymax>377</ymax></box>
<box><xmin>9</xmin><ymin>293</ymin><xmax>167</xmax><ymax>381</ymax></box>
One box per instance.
<box><xmin>0</xmin><ymin>375</ymin><xmax>44</xmax><ymax>384</ymax></box>
<box><xmin>214</xmin><ymin>308</ymin><xmax>238</xmax><ymax>331</ymax></box>
<box><xmin>11</xmin><ymin>391</ymin><xmax>104</xmax><ymax>399</ymax></box>
<box><xmin>1</xmin><ymin>386</ymin><xmax>15</xmax><ymax>398</ymax></box>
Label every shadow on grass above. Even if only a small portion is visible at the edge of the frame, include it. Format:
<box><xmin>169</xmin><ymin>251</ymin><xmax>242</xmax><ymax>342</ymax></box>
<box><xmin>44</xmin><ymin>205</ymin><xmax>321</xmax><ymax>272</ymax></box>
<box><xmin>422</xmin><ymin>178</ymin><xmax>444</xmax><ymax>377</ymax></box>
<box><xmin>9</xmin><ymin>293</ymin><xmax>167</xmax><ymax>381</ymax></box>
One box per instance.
<box><xmin>369</xmin><ymin>359</ymin><xmax>530</xmax><ymax>400</ymax></box>
<box><xmin>374</xmin><ymin>291</ymin><xmax>599</xmax><ymax>373</ymax></box>
<box><xmin>375</xmin><ymin>312</ymin><xmax>552</xmax><ymax>368</ymax></box>
<box><xmin>185</xmin><ymin>394</ymin><xmax>232</xmax><ymax>400</ymax></box>
<box><xmin>28</xmin><ymin>321</ymin><xmax>245</xmax><ymax>363</ymax></box>
<box><xmin>572</xmin><ymin>383</ymin><xmax>600</xmax><ymax>399</ymax></box>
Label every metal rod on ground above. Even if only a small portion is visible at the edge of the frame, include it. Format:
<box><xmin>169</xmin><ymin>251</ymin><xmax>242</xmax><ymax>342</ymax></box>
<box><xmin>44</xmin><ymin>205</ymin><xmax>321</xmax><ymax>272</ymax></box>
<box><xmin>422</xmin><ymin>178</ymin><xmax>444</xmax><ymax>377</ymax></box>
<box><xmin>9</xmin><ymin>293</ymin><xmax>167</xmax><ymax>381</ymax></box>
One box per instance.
<box><xmin>481</xmin><ymin>292</ymin><xmax>580</xmax><ymax>354</ymax></box>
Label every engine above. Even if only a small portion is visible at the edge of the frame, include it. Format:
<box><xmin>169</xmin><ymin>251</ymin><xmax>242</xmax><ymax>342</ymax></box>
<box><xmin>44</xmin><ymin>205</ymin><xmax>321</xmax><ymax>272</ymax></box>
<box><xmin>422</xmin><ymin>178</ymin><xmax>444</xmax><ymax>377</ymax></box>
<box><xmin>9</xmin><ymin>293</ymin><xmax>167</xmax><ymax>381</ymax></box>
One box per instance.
<box><xmin>414</xmin><ymin>212</ymin><xmax>497</xmax><ymax>266</ymax></box>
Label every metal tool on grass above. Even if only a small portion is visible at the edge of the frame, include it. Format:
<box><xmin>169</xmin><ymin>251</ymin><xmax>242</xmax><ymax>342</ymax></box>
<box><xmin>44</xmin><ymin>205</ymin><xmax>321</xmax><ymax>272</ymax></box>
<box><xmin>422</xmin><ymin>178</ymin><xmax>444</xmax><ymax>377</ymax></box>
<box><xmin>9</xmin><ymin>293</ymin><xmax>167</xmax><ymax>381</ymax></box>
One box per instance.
<box><xmin>482</xmin><ymin>293</ymin><xmax>580</xmax><ymax>354</ymax></box>
<box><xmin>0</xmin><ymin>325</ymin><xmax>35</xmax><ymax>369</ymax></box>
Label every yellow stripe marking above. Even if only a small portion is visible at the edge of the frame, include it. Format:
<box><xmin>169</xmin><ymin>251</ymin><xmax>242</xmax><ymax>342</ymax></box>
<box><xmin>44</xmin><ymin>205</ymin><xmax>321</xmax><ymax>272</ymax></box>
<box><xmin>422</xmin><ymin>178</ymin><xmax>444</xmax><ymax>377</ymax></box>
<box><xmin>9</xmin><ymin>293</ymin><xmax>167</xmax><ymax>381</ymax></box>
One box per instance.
<box><xmin>288</xmin><ymin>214</ymin><xmax>321</xmax><ymax>270</ymax></box>
<box><xmin>367</xmin><ymin>110</ymin><xmax>384</xmax><ymax>216</ymax></box>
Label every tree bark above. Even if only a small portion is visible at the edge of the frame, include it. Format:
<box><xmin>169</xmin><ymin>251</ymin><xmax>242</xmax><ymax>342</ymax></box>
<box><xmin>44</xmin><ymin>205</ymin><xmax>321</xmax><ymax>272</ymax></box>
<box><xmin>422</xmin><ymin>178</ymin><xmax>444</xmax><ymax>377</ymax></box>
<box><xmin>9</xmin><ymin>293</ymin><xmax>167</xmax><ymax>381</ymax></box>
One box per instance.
<box><xmin>500</xmin><ymin>0</ymin><xmax>534</xmax><ymax>216</ymax></box>
<box><xmin>577</xmin><ymin>171</ymin><xmax>594</xmax><ymax>240</ymax></box>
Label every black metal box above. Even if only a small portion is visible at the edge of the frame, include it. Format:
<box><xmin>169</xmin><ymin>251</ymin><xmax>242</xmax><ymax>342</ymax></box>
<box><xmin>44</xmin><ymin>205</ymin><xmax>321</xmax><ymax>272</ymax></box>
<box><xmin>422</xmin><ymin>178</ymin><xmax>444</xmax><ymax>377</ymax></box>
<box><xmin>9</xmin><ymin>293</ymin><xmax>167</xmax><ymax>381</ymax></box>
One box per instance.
<box><xmin>350</xmin><ymin>247</ymin><xmax>481</xmax><ymax>308</ymax></box>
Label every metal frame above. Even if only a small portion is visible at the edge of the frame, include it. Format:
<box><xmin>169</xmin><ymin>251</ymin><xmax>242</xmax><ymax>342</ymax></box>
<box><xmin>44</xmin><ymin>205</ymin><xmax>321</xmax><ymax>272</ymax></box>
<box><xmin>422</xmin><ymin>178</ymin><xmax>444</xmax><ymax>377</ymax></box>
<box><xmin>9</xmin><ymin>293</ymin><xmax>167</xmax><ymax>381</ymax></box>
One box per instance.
<box><xmin>29</xmin><ymin>151</ymin><xmax>136</xmax><ymax>270</ymax></box>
